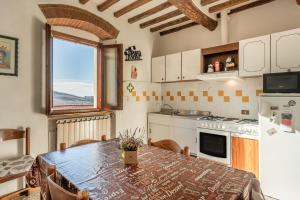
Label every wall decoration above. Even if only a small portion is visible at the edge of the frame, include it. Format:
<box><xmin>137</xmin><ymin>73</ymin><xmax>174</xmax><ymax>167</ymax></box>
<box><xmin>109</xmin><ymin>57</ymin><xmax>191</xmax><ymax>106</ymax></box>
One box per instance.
<box><xmin>124</xmin><ymin>46</ymin><xmax>142</xmax><ymax>61</ymax></box>
<box><xmin>0</xmin><ymin>35</ymin><xmax>18</xmax><ymax>76</ymax></box>
<box><xmin>131</xmin><ymin>65</ymin><xmax>138</xmax><ymax>79</ymax></box>
<box><xmin>225</xmin><ymin>56</ymin><xmax>236</xmax><ymax>71</ymax></box>
<box><xmin>126</xmin><ymin>82</ymin><xmax>135</xmax><ymax>93</ymax></box>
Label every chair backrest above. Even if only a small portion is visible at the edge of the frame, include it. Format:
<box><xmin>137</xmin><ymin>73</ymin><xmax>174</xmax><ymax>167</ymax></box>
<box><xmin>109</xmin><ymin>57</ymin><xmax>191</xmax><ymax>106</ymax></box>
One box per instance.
<box><xmin>60</xmin><ymin>134</ymin><xmax>107</xmax><ymax>150</ymax></box>
<box><xmin>47</xmin><ymin>166</ymin><xmax>88</xmax><ymax>200</ymax></box>
<box><xmin>148</xmin><ymin>138</ymin><xmax>190</xmax><ymax>156</ymax></box>
<box><xmin>0</xmin><ymin>128</ymin><xmax>30</xmax><ymax>155</ymax></box>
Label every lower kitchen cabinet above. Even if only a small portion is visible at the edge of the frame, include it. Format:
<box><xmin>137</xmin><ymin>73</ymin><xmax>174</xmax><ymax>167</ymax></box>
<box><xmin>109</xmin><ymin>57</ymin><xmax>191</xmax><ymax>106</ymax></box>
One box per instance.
<box><xmin>172</xmin><ymin>127</ymin><xmax>197</xmax><ymax>155</ymax></box>
<box><xmin>148</xmin><ymin>114</ymin><xmax>197</xmax><ymax>155</ymax></box>
<box><xmin>231</xmin><ymin>136</ymin><xmax>259</xmax><ymax>178</ymax></box>
<box><xmin>148</xmin><ymin>123</ymin><xmax>170</xmax><ymax>142</ymax></box>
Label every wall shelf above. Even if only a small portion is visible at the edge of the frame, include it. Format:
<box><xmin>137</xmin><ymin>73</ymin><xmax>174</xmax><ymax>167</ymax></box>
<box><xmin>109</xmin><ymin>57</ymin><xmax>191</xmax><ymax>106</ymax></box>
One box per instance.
<box><xmin>202</xmin><ymin>42</ymin><xmax>239</xmax><ymax>73</ymax></box>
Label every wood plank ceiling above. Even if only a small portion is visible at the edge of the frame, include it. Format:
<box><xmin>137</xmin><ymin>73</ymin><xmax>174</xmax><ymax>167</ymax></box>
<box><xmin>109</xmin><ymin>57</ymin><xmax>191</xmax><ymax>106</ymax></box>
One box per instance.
<box><xmin>79</xmin><ymin>0</ymin><xmax>279</xmax><ymax>36</ymax></box>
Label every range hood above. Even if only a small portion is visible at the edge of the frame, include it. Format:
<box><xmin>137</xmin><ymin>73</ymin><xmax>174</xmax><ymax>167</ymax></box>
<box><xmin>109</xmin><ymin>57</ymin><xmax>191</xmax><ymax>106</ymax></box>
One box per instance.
<box><xmin>196</xmin><ymin>71</ymin><xmax>240</xmax><ymax>81</ymax></box>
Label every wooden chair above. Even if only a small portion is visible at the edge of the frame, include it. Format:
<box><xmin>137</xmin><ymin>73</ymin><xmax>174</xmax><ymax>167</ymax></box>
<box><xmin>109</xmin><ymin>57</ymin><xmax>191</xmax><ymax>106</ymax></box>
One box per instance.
<box><xmin>47</xmin><ymin>166</ymin><xmax>88</xmax><ymax>200</ymax></box>
<box><xmin>60</xmin><ymin>134</ymin><xmax>107</xmax><ymax>151</ymax></box>
<box><xmin>148</xmin><ymin>138</ymin><xmax>190</xmax><ymax>156</ymax></box>
<box><xmin>0</xmin><ymin>128</ymin><xmax>33</xmax><ymax>199</ymax></box>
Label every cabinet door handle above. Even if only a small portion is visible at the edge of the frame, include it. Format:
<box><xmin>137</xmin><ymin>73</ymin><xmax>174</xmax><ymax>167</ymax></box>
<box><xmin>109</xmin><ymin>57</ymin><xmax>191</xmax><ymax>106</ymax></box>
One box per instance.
<box><xmin>182</xmin><ymin>76</ymin><xmax>185</xmax><ymax>79</ymax></box>
<box><xmin>178</xmin><ymin>76</ymin><xmax>180</xmax><ymax>79</ymax></box>
<box><xmin>161</xmin><ymin>78</ymin><xmax>164</xmax><ymax>81</ymax></box>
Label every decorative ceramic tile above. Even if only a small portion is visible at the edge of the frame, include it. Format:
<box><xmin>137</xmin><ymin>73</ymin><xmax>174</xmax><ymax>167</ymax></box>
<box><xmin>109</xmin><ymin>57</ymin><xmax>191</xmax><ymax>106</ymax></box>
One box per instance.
<box><xmin>146</xmin><ymin>96</ymin><xmax>150</xmax><ymax>101</ymax></box>
<box><xmin>132</xmin><ymin>91</ymin><xmax>137</xmax><ymax>97</ymax></box>
<box><xmin>136</xmin><ymin>96</ymin><xmax>140</xmax><ymax>102</ymax></box>
<box><xmin>181</xmin><ymin>96</ymin><xmax>186</xmax><ymax>101</ymax></box>
<box><xmin>193</xmin><ymin>96</ymin><xmax>199</xmax><ymax>102</ymax></box>
<box><xmin>166</xmin><ymin>91</ymin><xmax>171</xmax><ymax>96</ymax></box>
<box><xmin>242</xmin><ymin>96</ymin><xmax>249</xmax><ymax>103</ymax></box>
<box><xmin>152</xmin><ymin>91</ymin><xmax>156</xmax><ymax>96</ymax></box>
<box><xmin>256</xmin><ymin>89</ymin><xmax>263</xmax><ymax>96</ymax></box>
<box><xmin>170</xmin><ymin>96</ymin><xmax>174</xmax><ymax>101</ymax></box>
<box><xmin>236</xmin><ymin>90</ymin><xmax>243</xmax><ymax>96</ymax></box>
<box><xmin>143</xmin><ymin>91</ymin><xmax>147</xmax><ymax>96</ymax></box>
<box><xmin>155</xmin><ymin>96</ymin><xmax>159</xmax><ymax>101</ymax></box>
<box><xmin>218</xmin><ymin>90</ymin><xmax>224</xmax><ymax>96</ymax></box>
<box><xmin>177</xmin><ymin>91</ymin><xmax>182</xmax><ymax>96</ymax></box>
<box><xmin>224</xmin><ymin>96</ymin><xmax>230</xmax><ymax>102</ymax></box>
<box><xmin>161</xmin><ymin>77</ymin><xmax>263</xmax><ymax>119</ymax></box>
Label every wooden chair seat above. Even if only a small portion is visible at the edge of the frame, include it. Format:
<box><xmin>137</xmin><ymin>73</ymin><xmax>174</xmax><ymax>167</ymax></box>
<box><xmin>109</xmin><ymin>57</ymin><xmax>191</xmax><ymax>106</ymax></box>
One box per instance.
<box><xmin>0</xmin><ymin>128</ymin><xmax>31</xmax><ymax>199</ymax></box>
<box><xmin>148</xmin><ymin>138</ymin><xmax>190</xmax><ymax>156</ymax></box>
<box><xmin>0</xmin><ymin>155</ymin><xmax>34</xmax><ymax>184</ymax></box>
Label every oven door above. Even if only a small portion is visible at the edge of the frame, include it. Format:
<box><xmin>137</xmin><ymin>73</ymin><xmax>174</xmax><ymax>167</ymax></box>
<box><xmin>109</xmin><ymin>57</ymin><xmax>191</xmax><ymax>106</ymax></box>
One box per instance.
<box><xmin>197</xmin><ymin>128</ymin><xmax>231</xmax><ymax>165</ymax></box>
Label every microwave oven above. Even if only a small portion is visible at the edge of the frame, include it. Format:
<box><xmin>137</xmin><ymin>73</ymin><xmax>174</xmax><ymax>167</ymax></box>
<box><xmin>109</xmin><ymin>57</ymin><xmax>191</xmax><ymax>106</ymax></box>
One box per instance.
<box><xmin>263</xmin><ymin>72</ymin><xmax>300</xmax><ymax>93</ymax></box>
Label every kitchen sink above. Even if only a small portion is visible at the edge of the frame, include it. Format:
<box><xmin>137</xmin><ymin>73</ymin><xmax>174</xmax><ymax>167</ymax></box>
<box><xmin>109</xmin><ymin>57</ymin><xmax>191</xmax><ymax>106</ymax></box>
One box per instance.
<box><xmin>151</xmin><ymin>109</ymin><xmax>211</xmax><ymax>117</ymax></box>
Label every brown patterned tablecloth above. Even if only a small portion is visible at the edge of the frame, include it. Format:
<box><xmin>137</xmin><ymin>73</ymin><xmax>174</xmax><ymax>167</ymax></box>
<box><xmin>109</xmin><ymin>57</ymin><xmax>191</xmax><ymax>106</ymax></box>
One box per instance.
<box><xmin>26</xmin><ymin>139</ymin><xmax>264</xmax><ymax>200</ymax></box>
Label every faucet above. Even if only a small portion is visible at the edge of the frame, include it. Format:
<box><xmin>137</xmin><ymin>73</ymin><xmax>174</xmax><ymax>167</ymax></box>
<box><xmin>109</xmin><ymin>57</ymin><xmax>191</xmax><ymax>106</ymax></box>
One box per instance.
<box><xmin>161</xmin><ymin>104</ymin><xmax>176</xmax><ymax>115</ymax></box>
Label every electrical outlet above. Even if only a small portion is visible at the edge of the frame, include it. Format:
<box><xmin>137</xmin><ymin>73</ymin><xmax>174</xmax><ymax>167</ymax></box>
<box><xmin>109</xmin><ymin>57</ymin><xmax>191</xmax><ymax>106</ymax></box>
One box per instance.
<box><xmin>241</xmin><ymin>110</ymin><xmax>250</xmax><ymax>115</ymax></box>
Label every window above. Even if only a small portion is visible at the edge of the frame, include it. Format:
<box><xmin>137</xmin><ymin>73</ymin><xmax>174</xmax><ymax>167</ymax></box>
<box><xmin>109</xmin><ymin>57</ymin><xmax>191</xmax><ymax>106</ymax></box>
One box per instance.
<box><xmin>53</xmin><ymin>37</ymin><xmax>97</xmax><ymax>108</ymax></box>
<box><xmin>46</xmin><ymin>24</ymin><xmax>123</xmax><ymax>115</ymax></box>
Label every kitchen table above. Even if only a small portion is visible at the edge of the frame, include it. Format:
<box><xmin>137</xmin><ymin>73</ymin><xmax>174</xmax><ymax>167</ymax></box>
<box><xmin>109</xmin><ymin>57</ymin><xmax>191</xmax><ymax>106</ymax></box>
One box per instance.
<box><xmin>26</xmin><ymin>139</ymin><xmax>263</xmax><ymax>200</ymax></box>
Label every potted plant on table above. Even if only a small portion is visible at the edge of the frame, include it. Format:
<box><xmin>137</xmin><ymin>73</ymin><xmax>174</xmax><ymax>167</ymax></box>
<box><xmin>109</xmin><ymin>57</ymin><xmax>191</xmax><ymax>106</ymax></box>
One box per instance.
<box><xmin>119</xmin><ymin>128</ymin><xmax>144</xmax><ymax>165</ymax></box>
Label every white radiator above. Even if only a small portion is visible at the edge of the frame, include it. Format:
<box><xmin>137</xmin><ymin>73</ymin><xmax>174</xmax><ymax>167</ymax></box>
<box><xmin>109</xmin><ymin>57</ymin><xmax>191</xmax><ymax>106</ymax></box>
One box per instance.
<box><xmin>56</xmin><ymin>114</ymin><xmax>111</xmax><ymax>149</ymax></box>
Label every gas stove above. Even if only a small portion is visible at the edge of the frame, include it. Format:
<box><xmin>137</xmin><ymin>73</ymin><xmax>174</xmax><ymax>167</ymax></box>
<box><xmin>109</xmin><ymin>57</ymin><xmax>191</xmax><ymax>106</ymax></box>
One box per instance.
<box><xmin>196</xmin><ymin>116</ymin><xmax>259</xmax><ymax>136</ymax></box>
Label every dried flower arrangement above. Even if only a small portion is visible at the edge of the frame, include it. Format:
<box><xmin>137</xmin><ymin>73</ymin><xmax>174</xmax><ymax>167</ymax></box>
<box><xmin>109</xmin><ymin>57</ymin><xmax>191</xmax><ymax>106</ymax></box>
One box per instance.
<box><xmin>119</xmin><ymin>127</ymin><xmax>145</xmax><ymax>151</ymax></box>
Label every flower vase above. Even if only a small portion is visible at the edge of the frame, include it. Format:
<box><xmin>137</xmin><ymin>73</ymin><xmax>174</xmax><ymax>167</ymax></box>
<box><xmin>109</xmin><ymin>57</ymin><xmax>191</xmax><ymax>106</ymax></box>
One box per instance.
<box><xmin>124</xmin><ymin>150</ymin><xmax>138</xmax><ymax>165</ymax></box>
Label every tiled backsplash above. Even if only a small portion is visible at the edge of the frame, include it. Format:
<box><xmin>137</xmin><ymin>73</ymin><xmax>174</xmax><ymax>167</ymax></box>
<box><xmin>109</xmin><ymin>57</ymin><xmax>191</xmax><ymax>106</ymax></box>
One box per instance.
<box><xmin>162</xmin><ymin>77</ymin><xmax>263</xmax><ymax>119</ymax></box>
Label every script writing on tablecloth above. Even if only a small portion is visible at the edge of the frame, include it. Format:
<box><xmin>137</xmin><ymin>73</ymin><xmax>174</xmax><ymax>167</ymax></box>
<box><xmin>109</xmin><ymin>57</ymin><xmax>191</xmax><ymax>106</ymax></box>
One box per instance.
<box><xmin>26</xmin><ymin>139</ymin><xmax>263</xmax><ymax>200</ymax></box>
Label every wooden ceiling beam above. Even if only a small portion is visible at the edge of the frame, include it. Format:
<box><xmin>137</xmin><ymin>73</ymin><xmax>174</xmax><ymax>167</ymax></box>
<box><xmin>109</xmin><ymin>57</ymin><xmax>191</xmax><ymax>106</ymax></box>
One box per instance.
<box><xmin>140</xmin><ymin>9</ymin><xmax>182</xmax><ymax>29</ymax></box>
<box><xmin>167</xmin><ymin>0</ymin><xmax>217</xmax><ymax>31</ymax></box>
<box><xmin>209</xmin><ymin>0</ymin><xmax>249</xmax><ymax>13</ymax></box>
<box><xmin>150</xmin><ymin>16</ymin><xmax>190</xmax><ymax>32</ymax></box>
<box><xmin>79</xmin><ymin>0</ymin><xmax>90</xmax><ymax>4</ymax></box>
<box><xmin>201</xmin><ymin>0</ymin><xmax>220</xmax><ymax>6</ymax></box>
<box><xmin>297</xmin><ymin>0</ymin><xmax>300</xmax><ymax>5</ymax></box>
<box><xmin>114</xmin><ymin>0</ymin><xmax>152</xmax><ymax>18</ymax></box>
<box><xmin>228</xmin><ymin>0</ymin><xmax>275</xmax><ymax>15</ymax></box>
<box><xmin>97</xmin><ymin>0</ymin><xmax>120</xmax><ymax>12</ymax></box>
<box><xmin>128</xmin><ymin>2</ymin><xmax>172</xmax><ymax>24</ymax></box>
<box><xmin>160</xmin><ymin>22</ymin><xmax>199</xmax><ymax>36</ymax></box>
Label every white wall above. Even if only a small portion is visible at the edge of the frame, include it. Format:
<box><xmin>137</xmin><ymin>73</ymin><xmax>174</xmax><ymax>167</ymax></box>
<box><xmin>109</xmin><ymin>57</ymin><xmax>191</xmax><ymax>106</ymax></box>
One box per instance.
<box><xmin>0</xmin><ymin>0</ymin><xmax>158</xmax><ymax>195</ymax></box>
<box><xmin>153</xmin><ymin>0</ymin><xmax>300</xmax><ymax>56</ymax></box>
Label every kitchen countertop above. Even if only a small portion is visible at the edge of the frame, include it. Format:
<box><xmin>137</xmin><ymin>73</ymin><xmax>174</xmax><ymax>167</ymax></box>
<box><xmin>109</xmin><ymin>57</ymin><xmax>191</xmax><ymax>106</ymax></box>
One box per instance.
<box><xmin>148</xmin><ymin>112</ymin><xmax>260</xmax><ymax>140</ymax></box>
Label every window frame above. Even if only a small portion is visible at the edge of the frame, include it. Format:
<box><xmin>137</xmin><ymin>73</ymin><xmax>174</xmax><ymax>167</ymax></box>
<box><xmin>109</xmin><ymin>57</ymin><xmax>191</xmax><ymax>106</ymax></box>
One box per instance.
<box><xmin>46</xmin><ymin>24</ymin><xmax>123</xmax><ymax>116</ymax></box>
<box><xmin>101</xmin><ymin>44</ymin><xmax>123</xmax><ymax>111</ymax></box>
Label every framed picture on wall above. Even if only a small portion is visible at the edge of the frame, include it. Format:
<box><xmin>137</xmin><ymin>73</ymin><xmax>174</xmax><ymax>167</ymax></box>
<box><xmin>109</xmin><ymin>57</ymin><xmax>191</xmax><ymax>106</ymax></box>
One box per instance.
<box><xmin>0</xmin><ymin>35</ymin><xmax>18</xmax><ymax>76</ymax></box>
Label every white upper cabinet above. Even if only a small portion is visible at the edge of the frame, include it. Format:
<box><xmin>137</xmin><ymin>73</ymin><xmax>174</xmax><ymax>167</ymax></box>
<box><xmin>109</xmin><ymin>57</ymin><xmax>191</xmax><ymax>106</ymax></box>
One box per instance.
<box><xmin>151</xmin><ymin>56</ymin><xmax>165</xmax><ymax>83</ymax></box>
<box><xmin>271</xmin><ymin>28</ymin><xmax>300</xmax><ymax>73</ymax></box>
<box><xmin>239</xmin><ymin>35</ymin><xmax>271</xmax><ymax>77</ymax></box>
<box><xmin>182</xmin><ymin>49</ymin><xmax>201</xmax><ymax>80</ymax></box>
<box><xmin>166</xmin><ymin>52</ymin><xmax>182</xmax><ymax>82</ymax></box>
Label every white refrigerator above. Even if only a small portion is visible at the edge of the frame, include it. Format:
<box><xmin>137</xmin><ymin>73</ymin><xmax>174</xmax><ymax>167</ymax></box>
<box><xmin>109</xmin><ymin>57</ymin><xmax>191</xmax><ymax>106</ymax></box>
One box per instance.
<box><xmin>259</xmin><ymin>94</ymin><xmax>300</xmax><ymax>200</ymax></box>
